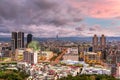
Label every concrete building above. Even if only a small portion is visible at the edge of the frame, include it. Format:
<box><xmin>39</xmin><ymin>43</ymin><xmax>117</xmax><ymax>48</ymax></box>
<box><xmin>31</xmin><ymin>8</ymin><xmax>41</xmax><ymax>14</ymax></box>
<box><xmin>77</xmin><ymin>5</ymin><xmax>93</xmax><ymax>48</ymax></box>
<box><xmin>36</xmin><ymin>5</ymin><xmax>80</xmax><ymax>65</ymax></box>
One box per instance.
<box><xmin>15</xmin><ymin>49</ymin><xmax>24</xmax><ymax>61</ymax></box>
<box><xmin>78</xmin><ymin>44</ymin><xmax>90</xmax><ymax>53</ymax></box>
<box><xmin>92</xmin><ymin>34</ymin><xmax>98</xmax><ymax>52</ymax></box>
<box><xmin>82</xmin><ymin>67</ymin><xmax>111</xmax><ymax>75</ymax></box>
<box><xmin>66</xmin><ymin>47</ymin><xmax>78</xmax><ymax>54</ymax></box>
<box><xmin>115</xmin><ymin>63</ymin><xmax>120</xmax><ymax>78</ymax></box>
<box><xmin>39</xmin><ymin>51</ymin><xmax>53</xmax><ymax>61</ymax></box>
<box><xmin>11</xmin><ymin>32</ymin><xmax>17</xmax><ymax>50</ymax></box>
<box><xmin>1</xmin><ymin>44</ymin><xmax>11</xmax><ymax>57</ymax></box>
<box><xmin>62</xmin><ymin>48</ymin><xmax>79</xmax><ymax>61</ymax></box>
<box><xmin>11</xmin><ymin>32</ymin><xmax>24</xmax><ymax>51</ymax></box>
<box><xmin>62</xmin><ymin>55</ymin><xmax>79</xmax><ymax>61</ymax></box>
<box><xmin>27</xmin><ymin>34</ymin><xmax>32</xmax><ymax>46</ymax></box>
<box><xmin>23</xmin><ymin>48</ymin><xmax>38</xmax><ymax>64</ymax></box>
<box><xmin>100</xmin><ymin>34</ymin><xmax>106</xmax><ymax>50</ymax></box>
<box><xmin>84</xmin><ymin>52</ymin><xmax>102</xmax><ymax>65</ymax></box>
<box><xmin>17</xmin><ymin>32</ymin><xmax>24</xmax><ymax>49</ymax></box>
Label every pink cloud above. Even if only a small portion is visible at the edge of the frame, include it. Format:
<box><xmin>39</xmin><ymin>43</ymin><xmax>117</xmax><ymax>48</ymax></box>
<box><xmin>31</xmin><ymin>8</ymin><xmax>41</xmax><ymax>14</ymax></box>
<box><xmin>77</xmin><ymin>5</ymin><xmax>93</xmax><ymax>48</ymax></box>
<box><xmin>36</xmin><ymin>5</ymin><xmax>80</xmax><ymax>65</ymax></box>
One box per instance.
<box><xmin>67</xmin><ymin>0</ymin><xmax>120</xmax><ymax>18</ymax></box>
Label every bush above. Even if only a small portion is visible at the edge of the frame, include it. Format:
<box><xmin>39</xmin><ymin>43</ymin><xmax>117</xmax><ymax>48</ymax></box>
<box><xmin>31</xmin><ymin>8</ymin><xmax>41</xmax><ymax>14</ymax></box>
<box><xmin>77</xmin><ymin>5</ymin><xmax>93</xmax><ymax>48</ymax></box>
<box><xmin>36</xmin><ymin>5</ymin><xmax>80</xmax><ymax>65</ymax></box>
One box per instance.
<box><xmin>58</xmin><ymin>74</ymin><xmax>117</xmax><ymax>80</ymax></box>
<box><xmin>0</xmin><ymin>70</ymin><xmax>29</xmax><ymax>80</ymax></box>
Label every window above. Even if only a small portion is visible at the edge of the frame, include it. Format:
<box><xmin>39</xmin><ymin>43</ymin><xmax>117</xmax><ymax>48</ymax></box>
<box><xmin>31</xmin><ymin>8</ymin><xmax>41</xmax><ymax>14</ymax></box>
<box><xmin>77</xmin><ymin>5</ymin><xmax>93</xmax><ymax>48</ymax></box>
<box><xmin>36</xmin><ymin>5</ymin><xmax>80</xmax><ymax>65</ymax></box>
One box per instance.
<box><xmin>89</xmin><ymin>55</ymin><xmax>95</xmax><ymax>60</ymax></box>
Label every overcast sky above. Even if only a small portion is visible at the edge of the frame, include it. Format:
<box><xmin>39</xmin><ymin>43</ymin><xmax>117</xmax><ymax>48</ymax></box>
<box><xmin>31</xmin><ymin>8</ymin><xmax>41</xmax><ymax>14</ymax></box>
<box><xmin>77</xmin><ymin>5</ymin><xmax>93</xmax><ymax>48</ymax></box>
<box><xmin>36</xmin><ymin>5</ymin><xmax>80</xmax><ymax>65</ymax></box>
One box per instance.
<box><xmin>0</xmin><ymin>0</ymin><xmax>120</xmax><ymax>37</ymax></box>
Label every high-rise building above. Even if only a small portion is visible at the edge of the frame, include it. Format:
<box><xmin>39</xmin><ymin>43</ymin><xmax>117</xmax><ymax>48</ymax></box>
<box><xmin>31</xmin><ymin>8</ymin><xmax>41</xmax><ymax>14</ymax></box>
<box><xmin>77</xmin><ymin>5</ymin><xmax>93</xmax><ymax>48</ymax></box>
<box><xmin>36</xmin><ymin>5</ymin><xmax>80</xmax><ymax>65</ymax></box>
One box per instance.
<box><xmin>100</xmin><ymin>34</ymin><xmax>106</xmax><ymax>50</ymax></box>
<box><xmin>11</xmin><ymin>32</ymin><xmax>17</xmax><ymax>50</ymax></box>
<box><xmin>92</xmin><ymin>34</ymin><xmax>98</xmax><ymax>52</ymax></box>
<box><xmin>27</xmin><ymin>34</ymin><xmax>32</xmax><ymax>45</ymax></box>
<box><xmin>23</xmin><ymin>48</ymin><xmax>38</xmax><ymax>64</ymax></box>
<box><xmin>11</xmin><ymin>32</ymin><xmax>24</xmax><ymax>51</ymax></box>
<box><xmin>17</xmin><ymin>32</ymin><xmax>24</xmax><ymax>49</ymax></box>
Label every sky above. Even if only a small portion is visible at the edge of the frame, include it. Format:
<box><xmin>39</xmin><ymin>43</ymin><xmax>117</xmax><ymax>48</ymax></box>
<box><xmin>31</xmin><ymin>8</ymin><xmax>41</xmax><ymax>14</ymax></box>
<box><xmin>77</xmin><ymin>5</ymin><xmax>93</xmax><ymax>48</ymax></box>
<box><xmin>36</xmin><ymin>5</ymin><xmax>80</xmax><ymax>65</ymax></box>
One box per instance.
<box><xmin>0</xmin><ymin>0</ymin><xmax>120</xmax><ymax>37</ymax></box>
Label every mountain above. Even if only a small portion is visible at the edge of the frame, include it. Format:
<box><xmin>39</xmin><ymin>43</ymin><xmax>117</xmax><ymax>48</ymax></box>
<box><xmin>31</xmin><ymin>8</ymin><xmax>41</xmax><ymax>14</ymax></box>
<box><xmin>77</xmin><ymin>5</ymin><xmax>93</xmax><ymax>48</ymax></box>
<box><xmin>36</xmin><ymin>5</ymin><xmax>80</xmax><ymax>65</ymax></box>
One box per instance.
<box><xmin>0</xmin><ymin>37</ymin><xmax>120</xmax><ymax>42</ymax></box>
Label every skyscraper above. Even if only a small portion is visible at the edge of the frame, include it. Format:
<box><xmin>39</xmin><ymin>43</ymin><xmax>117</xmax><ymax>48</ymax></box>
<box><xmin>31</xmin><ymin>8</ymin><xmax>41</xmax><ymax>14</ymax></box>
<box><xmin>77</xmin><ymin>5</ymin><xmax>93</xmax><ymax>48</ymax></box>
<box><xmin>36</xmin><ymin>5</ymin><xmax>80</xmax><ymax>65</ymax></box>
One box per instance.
<box><xmin>11</xmin><ymin>32</ymin><xmax>17</xmax><ymax>50</ymax></box>
<box><xmin>17</xmin><ymin>32</ymin><xmax>24</xmax><ymax>49</ymax></box>
<box><xmin>100</xmin><ymin>34</ymin><xmax>106</xmax><ymax>50</ymax></box>
<box><xmin>11</xmin><ymin>32</ymin><xmax>24</xmax><ymax>51</ymax></box>
<box><xmin>27</xmin><ymin>34</ymin><xmax>32</xmax><ymax>45</ymax></box>
<box><xmin>92</xmin><ymin>34</ymin><xmax>98</xmax><ymax>52</ymax></box>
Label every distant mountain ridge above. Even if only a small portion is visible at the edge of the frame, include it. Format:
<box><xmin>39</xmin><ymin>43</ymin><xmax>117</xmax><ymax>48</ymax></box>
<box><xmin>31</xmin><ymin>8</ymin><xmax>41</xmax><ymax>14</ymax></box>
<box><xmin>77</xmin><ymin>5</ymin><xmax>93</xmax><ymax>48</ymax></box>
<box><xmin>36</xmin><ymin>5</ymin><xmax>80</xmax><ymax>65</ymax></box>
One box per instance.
<box><xmin>0</xmin><ymin>37</ymin><xmax>120</xmax><ymax>42</ymax></box>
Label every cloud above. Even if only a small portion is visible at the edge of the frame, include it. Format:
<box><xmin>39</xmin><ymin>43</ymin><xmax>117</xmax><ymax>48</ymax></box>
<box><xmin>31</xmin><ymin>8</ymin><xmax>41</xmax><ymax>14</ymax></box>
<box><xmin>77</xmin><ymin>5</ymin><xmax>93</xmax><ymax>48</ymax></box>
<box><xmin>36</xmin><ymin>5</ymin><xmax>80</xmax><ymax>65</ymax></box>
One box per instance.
<box><xmin>67</xmin><ymin>0</ymin><xmax>120</xmax><ymax>18</ymax></box>
<box><xmin>89</xmin><ymin>25</ymin><xmax>102</xmax><ymax>31</ymax></box>
<box><xmin>0</xmin><ymin>0</ymin><xmax>82</xmax><ymax>26</ymax></box>
<box><xmin>75</xmin><ymin>24</ymin><xmax>87</xmax><ymax>31</ymax></box>
<box><xmin>74</xmin><ymin>23</ymin><xmax>120</xmax><ymax>37</ymax></box>
<box><xmin>0</xmin><ymin>0</ymin><xmax>120</xmax><ymax>37</ymax></box>
<box><xmin>0</xmin><ymin>0</ymin><xmax>83</xmax><ymax>37</ymax></box>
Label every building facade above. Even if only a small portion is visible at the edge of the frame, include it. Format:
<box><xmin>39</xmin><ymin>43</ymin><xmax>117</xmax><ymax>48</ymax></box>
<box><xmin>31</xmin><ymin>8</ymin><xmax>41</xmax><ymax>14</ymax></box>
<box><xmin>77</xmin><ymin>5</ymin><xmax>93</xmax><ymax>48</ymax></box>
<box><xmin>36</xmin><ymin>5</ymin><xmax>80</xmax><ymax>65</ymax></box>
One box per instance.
<box><xmin>27</xmin><ymin>34</ymin><xmax>32</xmax><ymax>46</ymax></box>
<box><xmin>38</xmin><ymin>51</ymin><xmax>54</xmax><ymax>62</ymax></box>
<box><xmin>17</xmin><ymin>32</ymin><xmax>24</xmax><ymax>49</ymax></box>
<box><xmin>92</xmin><ymin>34</ymin><xmax>98</xmax><ymax>52</ymax></box>
<box><xmin>23</xmin><ymin>48</ymin><xmax>38</xmax><ymax>64</ymax></box>
<box><xmin>100</xmin><ymin>34</ymin><xmax>106</xmax><ymax>50</ymax></box>
<box><xmin>11</xmin><ymin>32</ymin><xmax>24</xmax><ymax>51</ymax></box>
<box><xmin>11</xmin><ymin>32</ymin><xmax>17</xmax><ymax>50</ymax></box>
<box><xmin>62</xmin><ymin>48</ymin><xmax>79</xmax><ymax>61</ymax></box>
<box><xmin>84</xmin><ymin>52</ymin><xmax>102</xmax><ymax>65</ymax></box>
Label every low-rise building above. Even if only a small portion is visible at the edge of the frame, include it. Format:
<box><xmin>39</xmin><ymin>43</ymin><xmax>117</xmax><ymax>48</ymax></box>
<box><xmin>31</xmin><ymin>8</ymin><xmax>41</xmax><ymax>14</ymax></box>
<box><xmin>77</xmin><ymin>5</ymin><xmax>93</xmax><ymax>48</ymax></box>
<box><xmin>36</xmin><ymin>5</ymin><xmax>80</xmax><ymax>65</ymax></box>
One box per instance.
<box><xmin>15</xmin><ymin>49</ymin><xmax>24</xmax><ymax>61</ymax></box>
<box><xmin>66</xmin><ymin>47</ymin><xmax>78</xmax><ymax>54</ymax></box>
<box><xmin>84</xmin><ymin>52</ymin><xmax>102</xmax><ymax>65</ymax></box>
<box><xmin>82</xmin><ymin>67</ymin><xmax>111</xmax><ymax>75</ymax></box>
<box><xmin>38</xmin><ymin>51</ymin><xmax>53</xmax><ymax>61</ymax></box>
<box><xmin>62</xmin><ymin>47</ymin><xmax>79</xmax><ymax>61</ymax></box>
<box><xmin>114</xmin><ymin>63</ymin><xmax>120</xmax><ymax>79</ymax></box>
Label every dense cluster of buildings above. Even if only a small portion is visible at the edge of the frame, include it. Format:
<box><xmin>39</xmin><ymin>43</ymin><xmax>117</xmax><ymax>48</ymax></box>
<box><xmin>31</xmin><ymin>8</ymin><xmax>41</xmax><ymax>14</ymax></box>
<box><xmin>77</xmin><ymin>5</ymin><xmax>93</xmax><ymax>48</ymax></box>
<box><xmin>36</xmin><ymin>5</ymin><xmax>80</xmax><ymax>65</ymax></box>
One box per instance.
<box><xmin>1</xmin><ymin>32</ymin><xmax>120</xmax><ymax>79</ymax></box>
<box><xmin>11</xmin><ymin>32</ymin><xmax>32</xmax><ymax>50</ymax></box>
<box><xmin>17</xmin><ymin>62</ymin><xmax>81</xmax><ymax>80</ymax></box>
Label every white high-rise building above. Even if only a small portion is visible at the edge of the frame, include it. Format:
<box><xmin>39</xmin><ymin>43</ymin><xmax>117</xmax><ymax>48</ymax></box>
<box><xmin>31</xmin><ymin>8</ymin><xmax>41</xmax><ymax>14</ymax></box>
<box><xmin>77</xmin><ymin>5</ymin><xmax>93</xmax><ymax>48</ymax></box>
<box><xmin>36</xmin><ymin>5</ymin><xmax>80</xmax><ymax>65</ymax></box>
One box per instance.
<box><xmin>23</xmin><ymin>48</ymin><xmax>38</xmax><ymax>64</ymax></box>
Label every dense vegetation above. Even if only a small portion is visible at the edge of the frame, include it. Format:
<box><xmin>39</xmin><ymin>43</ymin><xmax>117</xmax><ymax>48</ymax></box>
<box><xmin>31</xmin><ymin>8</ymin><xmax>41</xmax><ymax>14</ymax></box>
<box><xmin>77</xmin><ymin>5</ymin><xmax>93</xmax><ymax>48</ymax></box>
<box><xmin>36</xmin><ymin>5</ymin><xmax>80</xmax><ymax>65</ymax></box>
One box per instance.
<box><xmin>0</xmin><ymin>70</ymin><xmax>29</xmax><ymax>80</ymax></box>
<box><xmin>58</xmin><ymin>74</ymin><xmax>119</xmax><ymax>80</ymax></box>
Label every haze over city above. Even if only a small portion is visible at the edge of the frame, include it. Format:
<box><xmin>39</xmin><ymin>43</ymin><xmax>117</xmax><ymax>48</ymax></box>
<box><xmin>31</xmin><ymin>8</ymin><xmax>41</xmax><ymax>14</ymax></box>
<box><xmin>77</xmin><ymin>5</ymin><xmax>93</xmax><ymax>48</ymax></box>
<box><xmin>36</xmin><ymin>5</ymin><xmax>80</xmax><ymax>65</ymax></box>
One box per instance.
<box><xmin>0</xmin><ymin>0</ymin><xmax>120</xmax><ymax>37</ymax></box>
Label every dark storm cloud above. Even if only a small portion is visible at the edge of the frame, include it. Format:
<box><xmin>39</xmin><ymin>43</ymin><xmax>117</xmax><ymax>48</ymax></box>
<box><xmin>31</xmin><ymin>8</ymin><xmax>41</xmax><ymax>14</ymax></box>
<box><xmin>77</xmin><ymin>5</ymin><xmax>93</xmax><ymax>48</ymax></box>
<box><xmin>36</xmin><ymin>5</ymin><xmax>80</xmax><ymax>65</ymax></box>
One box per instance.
<box><xmin>31</xmin><ymin>0</ymin><xmax>57</xmax><ymax>10</ymax></box>
<box><xmin>0</xmin><ymin>0</ymin><xmax>20</xmax><ymax>20</ymax></box>
<box><xmin>0</xmin><ymin>0</ymin><xmax>82</xmax><ymax>27</ymax></box>
<box><xmin>0</xmin><ymin>0</ymin><xmax>83</xmax><ymax>37</ymax></box>
<box><xmin>0</xmin><ymin>0</ymin><xmax>56</xmax><ymax>25</ymax></box>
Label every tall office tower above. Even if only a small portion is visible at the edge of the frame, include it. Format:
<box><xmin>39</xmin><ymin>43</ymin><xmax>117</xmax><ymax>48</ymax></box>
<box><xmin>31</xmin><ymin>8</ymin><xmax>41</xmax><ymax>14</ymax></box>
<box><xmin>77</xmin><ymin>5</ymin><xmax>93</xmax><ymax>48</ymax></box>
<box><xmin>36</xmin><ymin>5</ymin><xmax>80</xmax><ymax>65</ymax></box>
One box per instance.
<box><xmin>27</xmin><ymin>34</ymin><xmax>32</xmax><ymax>45</ymax></box>
<box><xmin>100</xmin><ymin>34</ymin><xmax>106</xmax><ymax>50</ymax></box>
<box><xmin>11</xmin><ymin>32</ymin><xmax>17</xmax><ymax>50</ymax></box>
<box><xmin>17</xmin><ymin>32</ymin><xmax>24</xmax><ymax>49</ymax></box>
<box><xmin>11</xmin><ymin>32</ymin><xmax>24</xmax><ymax>51</ymax></box>
<box><xmin>92</xmin><ymin>34</ymin><xmax>98</xmax><ymax>52</ymax></box>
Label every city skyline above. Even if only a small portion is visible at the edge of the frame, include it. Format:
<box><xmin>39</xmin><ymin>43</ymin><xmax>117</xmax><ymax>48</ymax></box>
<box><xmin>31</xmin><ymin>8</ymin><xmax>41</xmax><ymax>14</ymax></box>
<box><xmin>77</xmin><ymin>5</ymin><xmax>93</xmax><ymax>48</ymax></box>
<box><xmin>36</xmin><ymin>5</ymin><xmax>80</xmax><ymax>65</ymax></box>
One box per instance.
<box><xmin>0</xmin><ymin>0</ymin><xmax>120</xmax><ymax>37</ymax></box>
